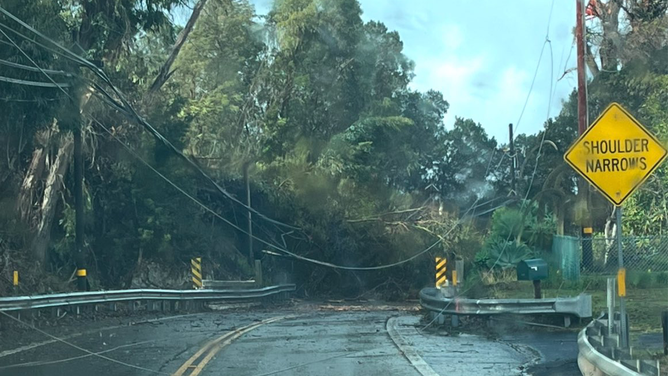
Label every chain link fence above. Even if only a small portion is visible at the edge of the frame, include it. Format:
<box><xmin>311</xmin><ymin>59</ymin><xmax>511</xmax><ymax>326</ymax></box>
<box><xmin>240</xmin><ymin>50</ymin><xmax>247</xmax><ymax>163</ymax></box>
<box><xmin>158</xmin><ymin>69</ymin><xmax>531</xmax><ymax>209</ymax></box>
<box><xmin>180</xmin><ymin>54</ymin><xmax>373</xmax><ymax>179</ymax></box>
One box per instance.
<box><xmin>552</xmin><ymin>234</ymin><xmax>668</xmax><ymax>279</ymax></box>
<box><xmin>588</xmin><ymin>235</ymin><xmax>668</xmax><ymax>273</ymax></box>
<box><xmin>553</xmin><ymin>235</ymin><xmax>668</xmax><ymax>347</ymax></box>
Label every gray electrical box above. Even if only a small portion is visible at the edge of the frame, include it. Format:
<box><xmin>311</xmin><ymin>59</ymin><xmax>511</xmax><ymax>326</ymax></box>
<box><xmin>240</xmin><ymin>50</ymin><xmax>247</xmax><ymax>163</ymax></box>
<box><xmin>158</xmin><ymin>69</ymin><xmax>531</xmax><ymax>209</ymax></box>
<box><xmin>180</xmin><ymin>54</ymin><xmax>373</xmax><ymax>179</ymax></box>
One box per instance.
<box><xmin>517</xmin><ymin>258</ymin><xmax>548</xmax><ymax>281</ymax></box>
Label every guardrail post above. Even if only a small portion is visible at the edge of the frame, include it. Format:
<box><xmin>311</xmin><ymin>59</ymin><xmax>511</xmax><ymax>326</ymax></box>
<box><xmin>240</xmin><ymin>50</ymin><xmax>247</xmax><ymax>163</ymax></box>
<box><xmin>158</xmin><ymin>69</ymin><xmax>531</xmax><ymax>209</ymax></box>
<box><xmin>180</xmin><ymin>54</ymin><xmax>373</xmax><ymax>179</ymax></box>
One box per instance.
<box><xmin>254</xmin><ymin>260</ymin><xmax>263</xmax><ymax>287</ymax></box>
<box><xmin>455</xmin><ymin>260</ymin><xmax>464</xmax><ymax>285</ymax></box>
<box><xmin>662</xmin><ymin>310</ymin><xmax>668</xmax><ymax>355</ymax></box>
<box><xmin>607</xmin><ymin>278</ymin><xmax>616</xmax><ymax>336</ymax></box>
<box><xmin>430</xmin><ymin>311</ymin><xmax>445</xmax><ymax>325</ymax></box>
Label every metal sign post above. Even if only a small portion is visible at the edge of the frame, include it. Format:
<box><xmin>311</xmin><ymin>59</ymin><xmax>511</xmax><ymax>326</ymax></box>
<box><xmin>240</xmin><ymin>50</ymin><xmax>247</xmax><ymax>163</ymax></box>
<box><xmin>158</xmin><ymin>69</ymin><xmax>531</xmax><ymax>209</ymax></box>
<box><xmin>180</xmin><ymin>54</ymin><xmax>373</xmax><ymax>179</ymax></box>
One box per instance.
<box><xmin>616</xmin><ymin>207</ymin><xmax>628</xmax><ymax>348</ymax></box>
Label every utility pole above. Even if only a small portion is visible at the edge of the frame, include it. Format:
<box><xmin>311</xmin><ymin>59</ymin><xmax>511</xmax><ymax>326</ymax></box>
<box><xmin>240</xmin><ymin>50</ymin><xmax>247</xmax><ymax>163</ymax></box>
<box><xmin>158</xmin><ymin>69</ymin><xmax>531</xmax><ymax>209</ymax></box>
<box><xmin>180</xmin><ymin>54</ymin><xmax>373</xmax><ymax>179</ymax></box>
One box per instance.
<box><xmin>576</xmin><ymin>0</ymin><xmax>594</xmax><ymax>270</ymax></box>
<box><xmin>508</xmin><ymin>123</ymin><xmax>516</xmax><ymax>197</ymax></box>
<box><xmin>243</xmin><ymin>161</ymin><xmax>254</xmax><ymax>262</ymax></box>
<box><xmin>73</xmin><ymin>89</ymin><xmax>87</xmax><ymax>291</ymax></box>
<box><xmin>576</xmin><ymin>0</ymin><xmax>588</xmax><ymax>136</ymax></box>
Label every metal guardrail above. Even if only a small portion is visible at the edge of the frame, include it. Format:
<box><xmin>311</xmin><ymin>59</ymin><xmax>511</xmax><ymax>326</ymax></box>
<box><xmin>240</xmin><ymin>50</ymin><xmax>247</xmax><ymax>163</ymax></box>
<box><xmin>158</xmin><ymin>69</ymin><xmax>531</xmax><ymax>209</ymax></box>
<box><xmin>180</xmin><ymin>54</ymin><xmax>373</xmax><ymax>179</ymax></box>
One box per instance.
<box><xmin>419</xmin><ymin>287</ymin><xmax>593</xmax><ymax>318</ymax></box>
<box><xmin>578</xmin><ymin>317</ymin><xmax>660</xmax><ymax>376</ymax></box>
<box><xmin>202</xmin><ymin>280</ymin><xmax>258</xmax><ymax>289</ymax></box>
<box><xmin>0</xmin><ymin>284</ymin><xmax>295</xmax><ymax>312</ymax></box>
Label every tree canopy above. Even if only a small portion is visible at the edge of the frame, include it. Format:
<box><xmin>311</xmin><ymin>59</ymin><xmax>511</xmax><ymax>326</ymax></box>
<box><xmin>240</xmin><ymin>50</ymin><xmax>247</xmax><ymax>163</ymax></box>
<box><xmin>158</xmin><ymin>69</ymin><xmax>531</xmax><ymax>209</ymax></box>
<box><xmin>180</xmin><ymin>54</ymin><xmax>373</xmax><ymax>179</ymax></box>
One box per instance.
<box><xmin>3</xmin><ymin>0</ymin><xmax>668</xmax><ymax>295</ymax></box>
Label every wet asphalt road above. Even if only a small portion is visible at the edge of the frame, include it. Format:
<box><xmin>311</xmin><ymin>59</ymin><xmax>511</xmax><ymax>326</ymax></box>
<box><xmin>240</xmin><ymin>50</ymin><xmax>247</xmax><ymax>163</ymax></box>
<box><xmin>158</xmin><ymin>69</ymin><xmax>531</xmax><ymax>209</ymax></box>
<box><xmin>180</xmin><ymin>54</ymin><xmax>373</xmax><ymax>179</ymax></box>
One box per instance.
<box><xmin>0</xmin><ymin>307</ymin><xmax>581</xmax><ymax>376</ymax></box>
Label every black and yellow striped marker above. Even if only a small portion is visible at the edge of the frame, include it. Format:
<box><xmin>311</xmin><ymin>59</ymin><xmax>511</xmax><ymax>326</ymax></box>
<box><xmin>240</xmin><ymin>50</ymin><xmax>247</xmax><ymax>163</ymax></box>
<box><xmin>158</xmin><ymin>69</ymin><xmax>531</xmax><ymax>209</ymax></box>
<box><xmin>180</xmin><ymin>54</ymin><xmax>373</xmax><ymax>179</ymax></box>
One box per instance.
<box><xmin>76</xmin><ymin>268</ymin><xmax>87</xmax><ymax>291</ymax></box>
<box><xmin>192</xmin><ymin>257</ymin><xmax>202</xmax><ymax>289</ymax></box>
<box><xmin>435</xmin><ymin>257</ymin><xmax>446</xmax><ymax>288</ymax></box>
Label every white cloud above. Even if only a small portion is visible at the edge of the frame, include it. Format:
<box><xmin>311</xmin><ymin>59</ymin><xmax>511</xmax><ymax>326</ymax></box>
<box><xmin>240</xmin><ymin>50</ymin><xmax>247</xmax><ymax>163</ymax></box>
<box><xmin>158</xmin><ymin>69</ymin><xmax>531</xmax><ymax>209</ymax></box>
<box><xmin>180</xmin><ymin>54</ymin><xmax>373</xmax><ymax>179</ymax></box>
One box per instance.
<box><xmin>246</xmin><ymin>0</ymin><xmax>577</xmax><ymax>143</ymax></box>
<box><xmin>441</xmin><ymin>24</ymin><xmax>463</xmax><ymax>51</ymax></box>
<box><xmin>412</xmin><ymin>54</ymin><xmax>486</xmax><ymax>124</ymax></box>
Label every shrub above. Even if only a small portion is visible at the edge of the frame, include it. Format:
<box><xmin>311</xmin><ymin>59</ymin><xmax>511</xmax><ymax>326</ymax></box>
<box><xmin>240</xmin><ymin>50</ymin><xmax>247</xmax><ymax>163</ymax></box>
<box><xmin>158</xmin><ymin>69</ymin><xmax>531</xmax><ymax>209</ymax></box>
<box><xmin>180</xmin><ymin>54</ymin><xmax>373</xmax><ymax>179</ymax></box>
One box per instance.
<box><xmin>478</xmin><ymin>238</ymin><xmax>533</xmax><ymax>270</ymax></box>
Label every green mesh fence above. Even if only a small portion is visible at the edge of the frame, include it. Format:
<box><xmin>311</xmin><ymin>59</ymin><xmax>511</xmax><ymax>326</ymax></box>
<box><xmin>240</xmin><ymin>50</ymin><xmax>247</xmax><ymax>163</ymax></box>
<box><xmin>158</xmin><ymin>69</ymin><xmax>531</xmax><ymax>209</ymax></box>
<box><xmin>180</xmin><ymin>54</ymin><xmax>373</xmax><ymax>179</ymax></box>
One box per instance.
<box><xmin>552</xmin><ymin>235</ymin><xmax>581</xmax><ymax>281</ymax></box>
<box><xmin>551</xmin><ymin>234</ymin><xmax>668</xmax><ymax>281</ymax></box>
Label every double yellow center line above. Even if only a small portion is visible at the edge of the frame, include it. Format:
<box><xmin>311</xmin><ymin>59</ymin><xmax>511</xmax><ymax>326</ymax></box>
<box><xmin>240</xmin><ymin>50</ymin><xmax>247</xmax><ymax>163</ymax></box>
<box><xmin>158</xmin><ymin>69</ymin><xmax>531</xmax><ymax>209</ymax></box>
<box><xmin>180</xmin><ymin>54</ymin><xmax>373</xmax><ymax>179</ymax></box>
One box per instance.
<box><xmin>171</xmin><ymin>316</ymin><xmax>292</xmax><ymax>376</ymax></box>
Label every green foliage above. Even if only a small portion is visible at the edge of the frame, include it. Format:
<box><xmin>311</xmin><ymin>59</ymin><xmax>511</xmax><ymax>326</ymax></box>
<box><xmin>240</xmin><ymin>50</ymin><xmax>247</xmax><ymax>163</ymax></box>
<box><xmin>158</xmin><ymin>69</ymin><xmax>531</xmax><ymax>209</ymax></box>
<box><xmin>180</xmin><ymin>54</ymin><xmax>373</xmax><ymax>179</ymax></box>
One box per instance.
<box><xmin>0</xmin><ymin>0</ymin><xmax>570</xmax><ymax>295</ymax></box>
<box><xmin>485</xmin><ymin>204</ymin><xmax>556</xmax><ymax>249</ymax></box>
<box><xmin>476</xmin><ymin>239</ymin><xmax>533</xmax><ymax>270</ymax></box>
<box><xmin>474</xmin><ymin>202</ymin><xmax>556</xmax><ymax>273</ymax></box>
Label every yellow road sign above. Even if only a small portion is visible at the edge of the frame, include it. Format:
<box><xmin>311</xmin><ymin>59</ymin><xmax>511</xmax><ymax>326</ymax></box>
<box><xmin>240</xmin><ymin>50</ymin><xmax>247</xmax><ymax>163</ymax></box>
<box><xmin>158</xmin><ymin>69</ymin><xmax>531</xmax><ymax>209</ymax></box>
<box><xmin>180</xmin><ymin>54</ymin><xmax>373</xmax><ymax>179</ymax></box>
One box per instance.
<box><xmin>564</xmin><ymin>103</ymin><xmax>667</xmax><ymax>206</ymax></box>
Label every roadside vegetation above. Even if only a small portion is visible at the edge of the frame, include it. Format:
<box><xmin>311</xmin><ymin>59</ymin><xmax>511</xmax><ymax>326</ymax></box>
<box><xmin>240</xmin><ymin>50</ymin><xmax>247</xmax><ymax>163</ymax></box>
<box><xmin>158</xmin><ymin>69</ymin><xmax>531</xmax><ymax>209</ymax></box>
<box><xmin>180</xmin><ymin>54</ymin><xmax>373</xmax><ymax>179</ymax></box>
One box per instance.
<box><xmin>2</xmin><ymin>1</ymin><xmax>668</xmax><ymax>301</ymax></box>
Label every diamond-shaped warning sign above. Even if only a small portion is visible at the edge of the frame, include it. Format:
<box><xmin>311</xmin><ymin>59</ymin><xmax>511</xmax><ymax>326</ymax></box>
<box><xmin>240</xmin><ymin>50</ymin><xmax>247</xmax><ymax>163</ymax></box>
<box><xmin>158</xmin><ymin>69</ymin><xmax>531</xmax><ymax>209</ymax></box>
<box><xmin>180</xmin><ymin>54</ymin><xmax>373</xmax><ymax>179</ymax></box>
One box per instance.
<box><xmin>564</xmin><ymin>102</ymin><xmax>667</xmax><ymax>206</ymax></box>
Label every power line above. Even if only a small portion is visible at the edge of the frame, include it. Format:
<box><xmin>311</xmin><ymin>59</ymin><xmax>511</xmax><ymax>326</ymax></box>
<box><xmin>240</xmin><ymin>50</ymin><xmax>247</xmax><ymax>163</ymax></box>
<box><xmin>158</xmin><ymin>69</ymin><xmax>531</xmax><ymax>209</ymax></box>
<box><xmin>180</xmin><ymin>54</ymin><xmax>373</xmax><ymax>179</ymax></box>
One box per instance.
<box><xmin>0</xmin><ymin>18</ymin><xmax>313</xmax><ymax>267</ymax></box>
<box><xmin>0</xmin><ymin>58</ymin><xmax>72</xmax><ymax>75</ymax></box>
<box><xmin>88</xmin><ymin>115</ymin><xmax>291</xmax><ymax>252</ymax></box>
<box><xmin>0</xmin><ymin>5</ymin><xmax>543</xmax><ymax>274</ymax></box>
<box><xmin>1</xmin><ymin>5</ymin><xmax>522</xmax><ymax>273</ymax></box>
<box><xmin>88</xmin><ymin>79</ymin><xmax>518</xmax><ymax>270</ymax></box>
<box><xmin>0</xmin><ymin>24</ymin><xmax>297</xmax><ymax>266</ymax></box>
<box><xmin>0</xmin><ymin>96</ymin><xmax>60</xmax><ymax>102</ymax></box>
<box><xmin>0</xmin><ymin>27</ymin><xmax>73</xmax><ymax>93</ymax></box>
<box><xmin>0</xmin><ymin>6</ymin><xmax>301</xmax><ymax>232</ymax></box>
<box><xmin>0</xmin><ymin>21</ymin><xmax>87</xmax><ymax>67</ymax></box>
<box><xmin>0</xmin><ymin>311</ymin><xmax>167</xmax><ymax>374</ymax></box>
<box><xmin>524</xmin><ymin>40</ymin><xmax>554</xmax><ymax>198</ymax></box>
<box><xmin>0</xmin><ymin>75</ymin><xmax>70</xmax><ymax>87</ymax></box>
<box><xmin>484</xmin><ymin>0</ymin><xmax>557</xmax><ymax>275</ymax></box>
<box><xmin>92</xmin><ymin>111</ymin><xmax>512</xmax><ymax>270</ymax></box>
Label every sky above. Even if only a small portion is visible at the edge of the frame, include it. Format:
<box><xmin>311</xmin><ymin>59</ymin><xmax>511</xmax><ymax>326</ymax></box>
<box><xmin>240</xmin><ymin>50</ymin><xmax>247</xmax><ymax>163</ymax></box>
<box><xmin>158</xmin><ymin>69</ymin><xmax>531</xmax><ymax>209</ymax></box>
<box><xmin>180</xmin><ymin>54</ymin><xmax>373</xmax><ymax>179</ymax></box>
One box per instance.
<box><xmin>245</xmin><ymin>0</ymin><xmax>578</xmax><ymax>143</ymax></box>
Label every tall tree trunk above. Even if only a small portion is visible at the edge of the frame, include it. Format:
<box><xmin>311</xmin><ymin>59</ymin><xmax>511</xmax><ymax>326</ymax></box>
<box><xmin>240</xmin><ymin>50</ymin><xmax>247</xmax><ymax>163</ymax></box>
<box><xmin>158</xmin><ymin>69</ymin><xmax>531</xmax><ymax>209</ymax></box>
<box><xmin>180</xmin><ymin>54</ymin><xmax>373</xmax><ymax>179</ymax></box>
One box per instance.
<box><xmin>31</xmin><ymin>134</ymin><xmax>74</xmax><ymax>268</ymax></box>
<box><xmin>146</xmin><ymin>0</ymin><xmax>209</xmax><ymax>101</ymax></box>
<box><xmin>599</xmin><ymin>1</ymin><xmax>621</xmax><ymax>72</ymax></box>
<box><xmin>17</xmin><ymin>147</ymin><xmax>46</xmax><ymax>224</ymax></box>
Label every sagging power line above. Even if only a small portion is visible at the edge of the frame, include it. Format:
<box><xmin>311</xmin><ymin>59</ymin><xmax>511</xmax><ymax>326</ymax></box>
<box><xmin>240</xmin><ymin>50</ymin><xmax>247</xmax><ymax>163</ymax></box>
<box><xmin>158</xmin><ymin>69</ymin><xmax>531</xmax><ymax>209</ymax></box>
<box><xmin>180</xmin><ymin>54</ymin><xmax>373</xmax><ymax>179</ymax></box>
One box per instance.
<box><xmin>0</xmin><ymin>5</ymin><xmax>301</xmax><ymax>233</ymax></box>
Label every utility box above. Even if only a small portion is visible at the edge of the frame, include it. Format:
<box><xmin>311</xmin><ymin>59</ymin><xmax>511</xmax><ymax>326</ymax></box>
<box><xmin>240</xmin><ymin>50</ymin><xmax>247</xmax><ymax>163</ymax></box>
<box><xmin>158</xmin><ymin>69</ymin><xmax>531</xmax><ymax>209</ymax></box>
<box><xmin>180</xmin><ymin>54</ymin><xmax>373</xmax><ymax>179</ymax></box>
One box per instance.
<box><xmin>517</xmin><ymin>258</ymin><xmax>548</xmax><ymax>281</ymax></box>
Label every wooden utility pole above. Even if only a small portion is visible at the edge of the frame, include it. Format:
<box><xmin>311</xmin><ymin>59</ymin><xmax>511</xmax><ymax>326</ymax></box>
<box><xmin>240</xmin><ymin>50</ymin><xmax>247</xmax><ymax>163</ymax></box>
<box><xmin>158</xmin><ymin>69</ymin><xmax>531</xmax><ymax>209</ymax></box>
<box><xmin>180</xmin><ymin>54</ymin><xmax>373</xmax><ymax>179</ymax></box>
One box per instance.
<box><xmin>243</xmin><ymin>162</ymin><xmax>254</xmax><ymax>262</ymax></box>
<box><xmin>73</xmin><ymin>91</ymin><xmax>87</xmax><ymax>291</ymax></box>
<box><xmin>576</xmin><ymin>0</ymin><xmax>588</xmax><ymax>136</ymax></box>
<box><xmin>509</xmin><ymin>123</ymin><xmax>516</xmax><ymax>196</ymax></box>
<box><xmin>577</xmin><ymin>0</ymin><xmax>593</xmax><ymax>269</ymax></box>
